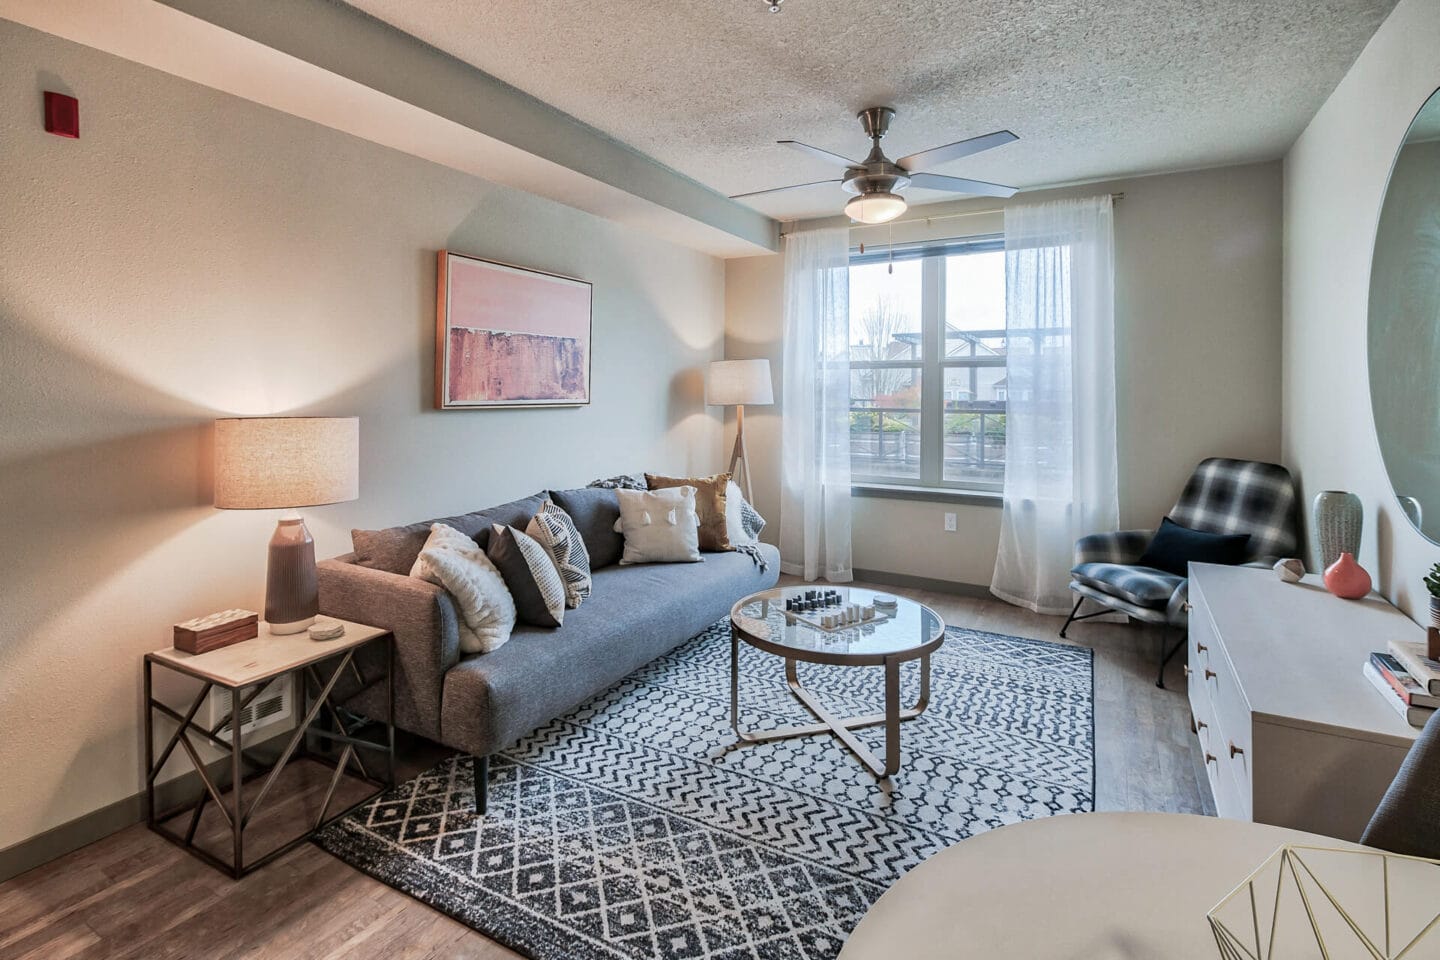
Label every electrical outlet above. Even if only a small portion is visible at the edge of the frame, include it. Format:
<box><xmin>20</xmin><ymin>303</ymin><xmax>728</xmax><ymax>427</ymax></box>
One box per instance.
<box><xmin>944</xmin><ymin>512</ymin><xmax>957</xmax><ymax>532</ymax></box>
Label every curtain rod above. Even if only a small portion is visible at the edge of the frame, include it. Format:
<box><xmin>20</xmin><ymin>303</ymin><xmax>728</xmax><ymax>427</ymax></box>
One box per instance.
<box><xmin>779</xmin><ymin>192</ymin><xmax>1125</xmax><ymax>237</ymax></box>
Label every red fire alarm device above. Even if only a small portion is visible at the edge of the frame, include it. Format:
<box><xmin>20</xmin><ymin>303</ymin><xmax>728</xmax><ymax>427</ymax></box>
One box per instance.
<box><xmin>44</xmin><ymin>91</ymin><xmax>79</xmax><ymax>138</ymax></box>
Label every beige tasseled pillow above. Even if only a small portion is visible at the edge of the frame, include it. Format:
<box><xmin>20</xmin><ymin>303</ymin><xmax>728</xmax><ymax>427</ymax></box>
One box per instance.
<box><xmin>645</xmin><ymin>472</ymin><xmax>732</xmax><ymax>551</ymax></box>
<box><xmin>615</xmin><ymin>487</ymin><xmax>702</xmax><ymax>564</ymax></box>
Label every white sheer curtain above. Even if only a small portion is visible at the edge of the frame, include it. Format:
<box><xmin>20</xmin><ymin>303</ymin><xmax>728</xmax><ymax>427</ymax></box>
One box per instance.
<box><xmin>779</xmin><ymin>226</ymin><xmax>853</xmax><ymax>582</ymax></box>
<box><xmin>991</xmin><ymin>196</ymin><xmax>1117</xmax><ymax>614</ymax></box>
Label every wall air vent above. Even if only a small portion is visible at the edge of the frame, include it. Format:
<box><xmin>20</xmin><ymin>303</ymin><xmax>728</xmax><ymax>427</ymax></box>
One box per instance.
<box><xmin>203</xmin><ymin>677</ymin><xmax>293</xmax><ymax>740</ymax></box>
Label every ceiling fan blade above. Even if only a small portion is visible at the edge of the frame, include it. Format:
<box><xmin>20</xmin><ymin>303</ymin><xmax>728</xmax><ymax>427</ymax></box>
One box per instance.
<box><xmin>779</xmin><ymin>140</ymin><xmax>862</xmax><ymax>169</ymax></box>
<box><xmin>729</xmin><ymin>179</ymin><xmax>843</xmax><ymax>200</ymax></box>
<box><xmin>898</xmin><ymin>130</ymin><xmax>1018</xmax><ymax>173</ymax></box>
<box><xmin>907</xmin><ymin>172</ymin><xmax>1018</xmax><ymax>198</ymax></box>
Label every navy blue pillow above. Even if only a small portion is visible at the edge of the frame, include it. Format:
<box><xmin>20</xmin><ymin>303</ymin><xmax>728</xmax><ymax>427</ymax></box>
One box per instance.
<box><xmin>1137</xmin><ymin>517</ymin><xmax>1250</xmax><ymax>577</ymax></box>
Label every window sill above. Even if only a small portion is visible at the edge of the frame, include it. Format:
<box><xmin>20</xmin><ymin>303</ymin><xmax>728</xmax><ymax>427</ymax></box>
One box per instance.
<box><xmin>851</xmin><ymin>483</ymin><xmax>1003</xmax><ymax>506</ymax></box>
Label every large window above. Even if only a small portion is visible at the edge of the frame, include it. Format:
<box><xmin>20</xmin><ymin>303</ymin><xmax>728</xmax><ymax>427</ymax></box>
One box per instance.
<box><xmin>849</xmin><ymin>237</ymin><xmax>1006</xmax><ymax>492</ymax></box>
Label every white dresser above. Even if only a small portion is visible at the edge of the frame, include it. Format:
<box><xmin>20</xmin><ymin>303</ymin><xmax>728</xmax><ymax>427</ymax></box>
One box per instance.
<box><xmin>1186</xmin><ymin>563</ymin><xmax>1422</xmax><ymax>841</ymax></box>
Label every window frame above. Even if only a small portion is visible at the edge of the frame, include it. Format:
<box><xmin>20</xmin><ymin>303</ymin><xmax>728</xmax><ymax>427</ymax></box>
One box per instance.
<box><xmin>848</xmin><ymin>235</ymin><xmax>1006</xmax><ymax>495</ymax></box>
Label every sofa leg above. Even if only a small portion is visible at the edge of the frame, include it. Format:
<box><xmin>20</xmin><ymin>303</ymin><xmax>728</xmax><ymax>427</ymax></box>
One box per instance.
<box><xmin>1059</xmin><ymin>597</ymin><xmax>1084</xmax><ymax>639</ymax></box>
<box><xmin>472</xmin><ymin>754</ymin><xmax>489</xmax><ymax>815</ymax></box>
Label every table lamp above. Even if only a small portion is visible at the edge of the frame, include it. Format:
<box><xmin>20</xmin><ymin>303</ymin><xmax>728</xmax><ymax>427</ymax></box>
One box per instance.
<box><xmin>707</xmin><ymin>359</ymin><xmax>773</xmax><ymax>502</ymax></box>
<box><xmin>214</xmin><ymin>417</ymin><xmax>359</xmax><ymax>634</ymax></box>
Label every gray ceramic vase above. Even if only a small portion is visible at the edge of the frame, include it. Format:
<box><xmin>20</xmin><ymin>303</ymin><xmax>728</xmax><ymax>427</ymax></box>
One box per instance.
<box><xmin>1313</xmin><ymin>490</ymin><xmax>1363</xmax><ymax>571</ymax></box>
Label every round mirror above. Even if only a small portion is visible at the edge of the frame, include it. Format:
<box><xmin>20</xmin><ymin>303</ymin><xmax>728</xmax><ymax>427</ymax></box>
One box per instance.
<box><xmin>1369</xmin><ymin>85</ymin><xmax>1440</xmax><ymax>543</ymax></box>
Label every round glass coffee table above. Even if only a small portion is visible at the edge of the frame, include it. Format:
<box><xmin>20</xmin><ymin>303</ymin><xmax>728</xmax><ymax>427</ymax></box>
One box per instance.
<box><xmin>729</xmin><ymin>586</ymin><xmax>944</xmax><ymax>779</ymax></box>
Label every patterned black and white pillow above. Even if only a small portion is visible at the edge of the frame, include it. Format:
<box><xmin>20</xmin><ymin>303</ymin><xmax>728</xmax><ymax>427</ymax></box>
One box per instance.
<box><xmin>486</xmin><ymin>524</ymin><xmax>567</xmax><ymax>628</ymax></box>
<box><xmin>526</xmin><ymin>502</ymin><xmax>592</xmax><ymax>609</ymax></box>
<box><xmin>739</xmin><ymin>496</ymin><xmax>766</xmax><ymax>540</ymax></box>
<box><xmin>587</xmin><ymin>473</ymin><xmax>647</xmax><ymax>490</ymax></box>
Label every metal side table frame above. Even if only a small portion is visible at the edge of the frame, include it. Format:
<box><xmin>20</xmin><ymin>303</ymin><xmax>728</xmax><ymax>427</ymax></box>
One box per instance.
<box><xmin>143</xmin><ymin>623</ymin><xmax>394</xmax><ymax>879</ymax></box>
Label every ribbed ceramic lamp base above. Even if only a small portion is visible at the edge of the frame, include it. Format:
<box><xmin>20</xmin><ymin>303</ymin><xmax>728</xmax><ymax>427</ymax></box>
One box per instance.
<box><xmin>265</xmin><ymin>517</ymin><xmax>318</xmax><ymax>635</ymax></box>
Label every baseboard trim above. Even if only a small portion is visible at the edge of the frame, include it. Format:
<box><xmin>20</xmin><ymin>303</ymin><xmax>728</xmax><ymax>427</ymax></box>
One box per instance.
<box><xmin>0</xmin><ymin>747</ymin><xmax>281</xmax><ymax>884</ymax></box>
<box><xmin>852</xmin><ymin>568</ymin><xmax>992</xmax><ymax>599</ymax></box>
<box><xmin>0</xmin><ymin>789</ymin><xmax>148</xmax><ymax>884</ymax></box>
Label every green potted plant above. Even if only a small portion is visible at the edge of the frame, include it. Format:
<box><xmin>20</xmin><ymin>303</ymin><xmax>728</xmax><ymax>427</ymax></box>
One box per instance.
<box><xmin>1426</xmin><ymin>562</ymin><xmax>1440</xmax><ymax>629</ymax></box>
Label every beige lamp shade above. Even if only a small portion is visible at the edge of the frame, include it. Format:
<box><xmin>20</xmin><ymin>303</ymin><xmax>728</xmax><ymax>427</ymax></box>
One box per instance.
<box><xmin>707</xmin><ymin>359</ymin><xmax>774</xmax><ymax>407</ymax></box>
<box><xmin>214</xmin><ymin>417</ymin><xmax>359</xmax><ymax>509</ymax></box>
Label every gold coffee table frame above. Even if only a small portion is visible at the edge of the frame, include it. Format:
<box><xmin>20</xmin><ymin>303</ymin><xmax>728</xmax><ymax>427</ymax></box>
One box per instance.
<box><xmin>729</xmin><ymin>588</ymin><xmax>945</xmax><ymax>779</ymax></box>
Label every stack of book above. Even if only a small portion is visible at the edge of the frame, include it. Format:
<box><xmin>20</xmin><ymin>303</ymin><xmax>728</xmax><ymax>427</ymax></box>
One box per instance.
<box><xmin>1363</xmin><ymin>640</ymin><xmax>1440</xmax><ymax>727</ymax></box>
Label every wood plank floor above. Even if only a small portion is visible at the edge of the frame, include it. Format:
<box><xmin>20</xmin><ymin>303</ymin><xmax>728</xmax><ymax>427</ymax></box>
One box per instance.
<box><xmin>0</xmin><ymin>577</ymin><xmax>1209</xmax><ymax>959</ymax></box>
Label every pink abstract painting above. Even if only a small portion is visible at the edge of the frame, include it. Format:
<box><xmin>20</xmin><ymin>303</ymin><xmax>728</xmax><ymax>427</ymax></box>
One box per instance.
<box><xmin>436</xmin><ymin>251</ymin><xmax>592</xmax><ymax>408</ymax></box>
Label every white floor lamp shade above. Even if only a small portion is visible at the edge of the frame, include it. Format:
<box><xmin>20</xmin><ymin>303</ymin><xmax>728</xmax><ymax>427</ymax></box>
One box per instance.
<box><xmin>707</xmin><ymin>359</ymin><xmax>773</xmax><ymax>502</ymax></box>
<box><xmin>215</xmin><ymin>417</ymin><xmax>359</xmax><ymax>634</ymax></box>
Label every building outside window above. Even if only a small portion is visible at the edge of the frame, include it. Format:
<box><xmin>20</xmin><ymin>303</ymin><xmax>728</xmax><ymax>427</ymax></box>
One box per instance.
<box><xmin>848</xmin><ymin>236</ymin><xmax>1007</xmax><ymax>493</ymax></box>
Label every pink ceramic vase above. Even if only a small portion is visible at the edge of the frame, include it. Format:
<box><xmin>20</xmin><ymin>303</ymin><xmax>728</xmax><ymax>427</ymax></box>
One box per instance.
<box><xmin>1323</xmin><ymin>551</ymin><xmax>1372</xmax><ymax>599</ymax></box>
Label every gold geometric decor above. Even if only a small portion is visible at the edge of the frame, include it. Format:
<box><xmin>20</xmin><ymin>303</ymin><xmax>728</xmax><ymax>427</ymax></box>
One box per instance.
<box><xmin>1208</xmin><ymin>844</ymin><xmax>1440</xmax><ymax>959</ymax></box>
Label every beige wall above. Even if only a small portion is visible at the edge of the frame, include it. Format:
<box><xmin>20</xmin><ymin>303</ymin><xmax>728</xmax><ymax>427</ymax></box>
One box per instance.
<box><xmin>1282</xmin><ymin>0</ymin><xmax>1440</xmax><ymax>618</ymax></box>
<box><xmin>0</xmin><ymin>22</ymin><xmax>726</xmax><ymax>851</ymax></box>
<box><xmin>725</xmin><ymin>162</ymin><xmax>1285</xmax><ymax>585</ymax></box>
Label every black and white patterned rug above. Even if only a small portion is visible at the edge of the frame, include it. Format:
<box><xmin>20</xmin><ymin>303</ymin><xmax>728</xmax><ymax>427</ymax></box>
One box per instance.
<box><xmin>315</xmin><ymin>620</ymin><xmax>1094</xmax><ymax>960</ymax></box>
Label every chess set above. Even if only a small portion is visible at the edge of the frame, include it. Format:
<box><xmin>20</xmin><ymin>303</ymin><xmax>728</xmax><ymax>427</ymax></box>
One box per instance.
<box><xmin>781</xmin><ymin>589</ymin><xmax>894</xmax><ymax>633</ymax></box>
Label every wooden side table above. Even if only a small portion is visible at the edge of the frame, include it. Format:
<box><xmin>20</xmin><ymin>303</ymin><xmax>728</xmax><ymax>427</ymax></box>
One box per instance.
<box><xmin>144</xmin><ymin>618</ymin><xmax>394</xmax><ymax>878</ymax></box>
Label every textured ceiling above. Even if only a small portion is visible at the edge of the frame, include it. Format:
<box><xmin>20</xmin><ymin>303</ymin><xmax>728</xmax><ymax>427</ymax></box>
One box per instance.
<box><xmin>346</xmin><ymin>0</ymin><xmax>1398</xmax><ymax>222</ymax></box>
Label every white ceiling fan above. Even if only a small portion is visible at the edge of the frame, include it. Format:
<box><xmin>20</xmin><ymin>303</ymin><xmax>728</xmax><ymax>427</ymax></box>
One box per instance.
<box><xmin>732</xmin><ymin>106</ymin><xmax>1019</xmax><ymax>224</ymax></box>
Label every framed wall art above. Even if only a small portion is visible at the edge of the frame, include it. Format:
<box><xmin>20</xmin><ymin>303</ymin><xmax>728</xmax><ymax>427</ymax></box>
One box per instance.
<box><xmin>435</xmin><ymin>250</ymin><xmax>593</xmax><ymax>409</ymax></box>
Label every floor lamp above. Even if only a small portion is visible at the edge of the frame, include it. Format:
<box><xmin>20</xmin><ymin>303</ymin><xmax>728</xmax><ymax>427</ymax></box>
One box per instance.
<box><xmin>707</xmin><ymin>359</ymin><xmax>773</xmax><ymax>503</ymax></box>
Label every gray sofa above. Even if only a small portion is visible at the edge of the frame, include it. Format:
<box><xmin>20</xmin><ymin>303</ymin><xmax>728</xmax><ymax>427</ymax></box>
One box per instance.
<box><xmin>316</xmin><ymin>486</ymin><xmax>779</xmax><ymax>812</ymax></box>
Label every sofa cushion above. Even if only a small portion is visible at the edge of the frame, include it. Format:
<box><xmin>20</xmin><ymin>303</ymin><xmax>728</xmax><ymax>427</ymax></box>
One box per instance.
<box><xmin>351</xmin><ymin>492</ymin><xmax>547</xmax><ymax>575</ymax></box>
<box><xmin>1071</xmin><ymin>561</ymin><xmax>1183</xmax><ymax>609</ymax></box>
<box><xmin>549</xmin><ymin>487</ymin><xmax>624</xmax><ymax>569</ymax></box>
<box><xmin>440</xmin><ymin>543</ymin><xmax>780</xmax><ymax>756</ymax></box>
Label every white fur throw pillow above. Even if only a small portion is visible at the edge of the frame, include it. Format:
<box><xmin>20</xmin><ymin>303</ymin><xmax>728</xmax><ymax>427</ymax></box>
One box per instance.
<box><xmin>409</xmin><ymin>523</ymin><xmax>516</xmax><ymax>654</ymax></box>
<box><xmin>616</xmin><ymin>486</ymin><xmax>702</xmax><ymax>564</ymax></box>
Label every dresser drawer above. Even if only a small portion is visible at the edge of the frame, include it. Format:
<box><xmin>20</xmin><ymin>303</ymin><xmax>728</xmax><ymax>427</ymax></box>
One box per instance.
<box><xmin>1191</xmin><ymin>692</ymin><xmax>1246</xmax><ymax>819</ymax></box>
<box><xmin>1188</xmin><ymin>587</ymin><xmax>1253</xmax><ymax>819</ymax></box>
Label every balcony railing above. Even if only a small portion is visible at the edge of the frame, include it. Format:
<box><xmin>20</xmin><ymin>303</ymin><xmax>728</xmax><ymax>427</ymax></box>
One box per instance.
<box><xmin>849</xmin><ymin>402</ymin><xmax>1006</xmax><ymax>484</ymax></box>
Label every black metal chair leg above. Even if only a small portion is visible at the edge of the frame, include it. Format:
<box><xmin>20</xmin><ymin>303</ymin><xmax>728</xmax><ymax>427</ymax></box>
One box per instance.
<box><xmin>1156</xmin><ymin>628</ymin><xmax>1186</xmax><ymax>689</ymax></box>
<box><xmin>473</xmin><ymin>754</ymin><xmax>489</xmax><ymax>815</ymax></box>
<box><xmin>1059</xmin><ymin>597</ymin><xmax>1085</xmax><ymax>638</ymax></box>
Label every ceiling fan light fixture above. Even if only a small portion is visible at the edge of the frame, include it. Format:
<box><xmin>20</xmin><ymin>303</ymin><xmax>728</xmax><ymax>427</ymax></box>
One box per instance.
<box><xmin>845</xmin><ymin>191</ymin><xmax>907</xmax><ymax>224</ymax></box>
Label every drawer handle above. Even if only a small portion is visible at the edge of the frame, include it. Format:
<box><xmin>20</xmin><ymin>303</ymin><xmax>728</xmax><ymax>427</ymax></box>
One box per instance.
<box><xmin>1182</xmin><ymin>601</ymin><xmax>1194</xmax><ymax>613</ymax></box>
<box><xmin>1196</xmin><ymin>642</ymin><xmax>1208</xmax><ymax>653</ymax></box>
<box><xmin>1229</xmin><ymin>742</ymin><xmax>1244</xmax><ymax>758</ymax></box>
<box><xmin>1196</xmin><ymin>719</ymin><xmax>1208</xmax><ymax>731</ymax></box>
<box><xmin>1204</xmin><ymin>668</ymin><xmax>1218</xmax><ymax>680</ymax></box>
<box><xmin>1183</xmin><ymin>663</ymin><xmax>1192</xmax><ymax>678</ymax></box>
<box><xmin>1205</xmin><ymin>752</ymin><xmax>1217</xmax><ymax>764</ymax></box>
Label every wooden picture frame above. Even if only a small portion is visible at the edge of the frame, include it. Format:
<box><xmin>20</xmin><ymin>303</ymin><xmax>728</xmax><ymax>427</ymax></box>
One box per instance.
<box><xmin>435</xmin><ymin>250</ymin><xmax>593</xmax><ymax>409</ymax></box>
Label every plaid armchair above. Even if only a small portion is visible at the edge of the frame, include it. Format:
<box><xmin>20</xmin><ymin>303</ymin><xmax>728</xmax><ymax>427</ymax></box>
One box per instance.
<box><xmin>1060</xmin><ymin>458</ymin><xmax>1300</xmax><ymax>687</ymax></box>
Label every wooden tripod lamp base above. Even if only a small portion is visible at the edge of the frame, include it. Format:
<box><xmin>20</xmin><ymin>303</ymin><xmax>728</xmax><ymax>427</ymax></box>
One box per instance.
<box><xmin>729</xmin><ymin>404</ymin><xmax>754</xmax><ymax>504</ymax></box>
<box><xmin>708</xmin><ymin>359</ymin><xmax>773</xmax><ymax>506</ymax></box>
